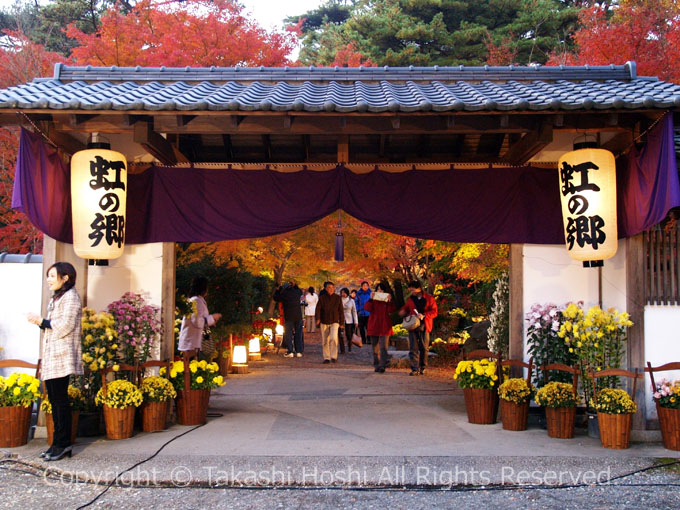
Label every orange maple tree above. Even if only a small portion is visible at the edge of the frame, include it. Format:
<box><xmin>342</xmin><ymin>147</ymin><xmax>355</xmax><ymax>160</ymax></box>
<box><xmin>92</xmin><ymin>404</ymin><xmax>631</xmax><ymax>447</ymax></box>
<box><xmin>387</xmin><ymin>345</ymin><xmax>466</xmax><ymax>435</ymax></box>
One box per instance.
<box><xmin>66</xmin><ymin>0</ymin><xmax>297</xmax><ymax>67</ymax></box>
<box><xmin>0</xmin><ymin>30</ymin><xmax>67</xmax><ymax>253</ymax></box>
<box><xmin>548</xmin><ymin>1</ymin><xmax>680</xmax><ymax>83</ymax></box>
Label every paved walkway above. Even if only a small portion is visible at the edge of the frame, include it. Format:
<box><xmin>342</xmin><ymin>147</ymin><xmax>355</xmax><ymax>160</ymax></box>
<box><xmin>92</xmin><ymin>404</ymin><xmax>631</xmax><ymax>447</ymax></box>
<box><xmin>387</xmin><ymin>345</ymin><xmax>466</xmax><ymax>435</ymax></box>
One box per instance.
<box><xmin>2</xmin><ymin>331</ymin><xmax>678</xmax><ymax>489</ymax></box>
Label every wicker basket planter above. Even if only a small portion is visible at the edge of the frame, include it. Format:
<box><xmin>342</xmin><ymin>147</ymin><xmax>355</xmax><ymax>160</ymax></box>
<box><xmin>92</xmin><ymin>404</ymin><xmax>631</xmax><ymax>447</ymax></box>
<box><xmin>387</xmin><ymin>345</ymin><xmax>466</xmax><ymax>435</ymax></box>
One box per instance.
<box><xmin>656</xmin><ymin>404</ymin><xmax>680</xmax><ymax>451</ymax></box>
<box><xmin>103</xmin><ymin>405</ymin><xmax>136</xmax><ymax>440</ymax></box>
<box><xmin>500</xmin><ymin>400</ymin><xmax>529</xmax><ymax>431</ymax></box>
<box><xmin>463</xmin><ymin>388</ymin><xmax>498</xmax><ymax>424</ymax></box>
<box><xmin>46</xmin><ymin>411</ymin><xmax>79</xmax><ymax>445</ymax></box>
<box><xmin>0</xmin><ymin>405</ymin><xmax>32</xmax><ymax>447</ymax></box>
<box><xmin>597</xmin><ymin>412</ymin><xmax>633</xmax><ymax>449</ymax></box>
<box><xmin>141</xmin><ymin>401</ymin><xmax>169</xmax><ymax>432</ymax></box>
<box><xmin>545</xmin><ymin>407</ymin><xmax>576</xmax><ymax>439</ymax></box>
<box><xmin>176</xmin><ymin>389</ymin><xmax>210</xmax><ymax>425</ymax></box>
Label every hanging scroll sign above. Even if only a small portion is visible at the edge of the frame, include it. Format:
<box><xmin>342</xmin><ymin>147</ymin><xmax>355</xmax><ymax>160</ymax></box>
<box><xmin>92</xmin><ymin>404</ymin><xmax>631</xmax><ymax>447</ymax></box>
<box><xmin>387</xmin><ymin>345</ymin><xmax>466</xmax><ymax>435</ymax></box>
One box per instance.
<box><xmin>71</xmin><ymin>141</ymin><xmax>128</xmax><ymax>259</ymax></box>
<box><xmin>558</xmin><ymin>145</ymin><xmax>617</xmax><ymax>266</ymax></box>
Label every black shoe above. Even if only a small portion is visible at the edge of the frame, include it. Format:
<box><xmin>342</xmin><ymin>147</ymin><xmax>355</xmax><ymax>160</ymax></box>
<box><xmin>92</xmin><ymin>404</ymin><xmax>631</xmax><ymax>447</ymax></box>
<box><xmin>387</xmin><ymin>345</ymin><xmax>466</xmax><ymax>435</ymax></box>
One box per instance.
<box><xmin>331</xmin><ymin>358</ymin><xmax>337</xmax><ymax>363</ymax></box>
<box><xmin>378</xmin><ymin>367</ymin><xmax>385</xmax><ymax>373</ymax></box>
<box><xmin>40</xmin><ymin>446</ymin><xmax>56</xmax><ymax>459</ymax></box>
<box><xmin>409</xmin><ymin>370</ymin><xmax>419</xmax><ymax>376</ymax></box>
<box><xmin>45</xmin><ymin>446</ymin><xmax>72</xmax><ymax>461</ymax></box>
<box><xmin>420</xmin><ymin>369</ymin><xmax>425</xmax><ymax>375</ymax></box>
<box><xmin>374</xmin><ymin>367</ymin><xmax>380</xmax><ymax>372</ymax></box>
<box><xmin>323</xmin><ymin>360</ymin><xmax>330</xmax><ymax>364</ymax></box>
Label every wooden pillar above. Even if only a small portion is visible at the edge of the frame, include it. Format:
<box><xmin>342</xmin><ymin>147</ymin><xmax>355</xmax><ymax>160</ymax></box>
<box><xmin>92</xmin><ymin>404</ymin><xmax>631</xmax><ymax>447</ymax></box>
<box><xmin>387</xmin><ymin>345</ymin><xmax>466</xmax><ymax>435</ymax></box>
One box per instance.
<box><xmin>337</xmin><ymin>135</ymin><xmax>349</xmax><ymax>164</ymax></box>
<box><xmin>161</xmin><ymin>242</ymin><xmax>176</xmax><ymax>362</ymax></box>
<box><xmin>508</xmin><ymin>244</ymin><xmax>524</xmax><ymax>368</ymax></box>
<box><xmin>626</xmin><ymin>233</ymin><xmax>647</xmax><ymax>429</ymax></box>
<box><xmin>41</xmin><ymin>236</ymin><xmax>89</xmax><ymax>316</ymax></box>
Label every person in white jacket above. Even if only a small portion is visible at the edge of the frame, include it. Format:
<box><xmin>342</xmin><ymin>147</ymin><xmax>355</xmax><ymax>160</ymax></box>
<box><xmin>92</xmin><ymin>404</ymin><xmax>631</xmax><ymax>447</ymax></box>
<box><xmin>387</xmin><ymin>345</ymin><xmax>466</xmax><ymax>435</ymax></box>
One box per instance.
<box><xmin>339</xmin><ymin>287</ymin><xmax>359</xmax><ymax>353</ymax></box>
<box><xmin>178</xmin><ymin>276</ymin><xmax>222</xmax><ymax>354</ymax></box>
<box><xmin>304</xmin><ymin>287</ymin><xmax>318</xmax><ymax>332</ymax></box>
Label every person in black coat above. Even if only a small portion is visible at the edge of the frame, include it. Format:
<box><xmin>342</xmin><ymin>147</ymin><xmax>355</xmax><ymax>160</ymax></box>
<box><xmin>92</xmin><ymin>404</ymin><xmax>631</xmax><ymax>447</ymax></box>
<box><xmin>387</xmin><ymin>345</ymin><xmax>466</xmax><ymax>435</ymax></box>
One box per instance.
<box><xmin>273</xmin><ymin>281</ymin><xmax>304</xmax><ymax>357</ymax></box>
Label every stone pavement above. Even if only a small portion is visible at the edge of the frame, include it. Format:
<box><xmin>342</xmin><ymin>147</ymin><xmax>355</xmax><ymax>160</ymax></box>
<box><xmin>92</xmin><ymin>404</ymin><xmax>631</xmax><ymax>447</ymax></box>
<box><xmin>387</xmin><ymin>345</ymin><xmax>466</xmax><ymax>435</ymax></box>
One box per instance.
<box><xmin>1</xmin><ymin>331</ymin><xmax>678</xmax><ymax>491</ymax></box>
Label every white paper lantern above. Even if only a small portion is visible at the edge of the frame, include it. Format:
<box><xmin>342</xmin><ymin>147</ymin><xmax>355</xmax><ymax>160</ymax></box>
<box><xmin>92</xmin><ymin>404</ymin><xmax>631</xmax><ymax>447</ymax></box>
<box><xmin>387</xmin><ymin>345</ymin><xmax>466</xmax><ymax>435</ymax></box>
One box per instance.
<box><xmin>262</xmin><ymin>328</ymin><xmax>273</xmax><ymax>341</ymax></box>
<box><xmin>232</xmin><ymin>345</ymin><xmax>248</xmax><ymax>364</ymax></box>
<box><xmin>249</xmin><ymin>337</ymin><xmax>261</xmax><ymax>354</ymax></box>
<box><xmin>558</xmin><ymin>147</ymin><xmax>617</xmax><ymax>263</ymax></box>
<box><xmin>275</xmin><ymin>324</ymin><xmax>284</xmax><ymax>336</ymax></box>
<box><xmin>71</xmin><ymin>145</ymin><xmax>127</xmax><ymax>259</ymax></box>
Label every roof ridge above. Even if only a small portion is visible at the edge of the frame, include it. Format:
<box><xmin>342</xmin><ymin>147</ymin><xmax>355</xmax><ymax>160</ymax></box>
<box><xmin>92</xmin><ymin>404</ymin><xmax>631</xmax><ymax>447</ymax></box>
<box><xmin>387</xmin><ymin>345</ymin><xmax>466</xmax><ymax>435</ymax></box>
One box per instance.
<box><xmin>51</xmin><ymin>62</ymin><xmax>639</xmax><ymax>83</ymax></box>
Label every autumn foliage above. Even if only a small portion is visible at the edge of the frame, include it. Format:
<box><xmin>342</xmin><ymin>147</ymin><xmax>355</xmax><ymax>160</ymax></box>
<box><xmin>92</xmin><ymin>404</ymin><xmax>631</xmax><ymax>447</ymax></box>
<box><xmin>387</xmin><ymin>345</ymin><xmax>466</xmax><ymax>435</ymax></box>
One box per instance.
<box><xmin>67</xmin><ymin>0</ymin><xmax>297</xmax><ymax>67</ymax></box>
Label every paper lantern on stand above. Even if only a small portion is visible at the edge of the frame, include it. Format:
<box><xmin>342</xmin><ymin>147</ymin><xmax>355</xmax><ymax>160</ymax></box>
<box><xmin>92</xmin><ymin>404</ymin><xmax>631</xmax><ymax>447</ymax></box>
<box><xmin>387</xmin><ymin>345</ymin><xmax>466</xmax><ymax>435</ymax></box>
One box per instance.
<box><xmin>71</xmin><ymin>139</ymin><xmax>127</xmax><ymax>259</ymax></box>
<box><xmin>558</xmin><ymin>143</ymin><xmax>618</xmax><ymax>267</ymax></box>
<box><xmin>248</xmin><ymin>337</ymin><xmax>262</xmax><ymax>361</ymax></box>
<box><xmin>231</xmin><ymin>345</ymin><xmax>248</xmax><ymax>374</ymax></box>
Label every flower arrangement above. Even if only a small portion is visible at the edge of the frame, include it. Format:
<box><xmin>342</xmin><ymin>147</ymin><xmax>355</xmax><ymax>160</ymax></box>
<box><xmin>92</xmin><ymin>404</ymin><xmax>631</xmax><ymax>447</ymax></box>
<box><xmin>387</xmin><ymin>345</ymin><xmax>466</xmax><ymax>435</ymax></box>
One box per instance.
<box><xmin>591</xmin><ymin>388</ymin><xmax>637</xmax><ymax>414</ymax></box>
<box><xmin>140</xmin><ymin>376</ymin><xmax>177</xmax><ymax>403</ymax></box>
<box><xmin>526</xmin><ymin>302</ymin><xmax>576</xmax><ymax>387</ymax></box>
<box><xmin>448</xmin><ymin>307</ymin><xmax>467</xmax><ymax>318</ymax></box>
<box><xmin>162</xmin><ymin>360</ymin><xmax>226</xmax><ymax>392</ymax></box>
<box><xmin>430</xmin><ymin>331</ymin><xmax>469</xmax><ymax>358</ymax></box>
<box><xmin>499</xmin><ymin>378</ymin><xmax>535</xmax><ymax>404</ymax></box>
<box><xmin>653</xmin><ymin>378</ymin><xmax>680</xmax><ymax>410</ymax></box>
<box><xmin>0</xmin><ymin>373</ymin><xmax>41</xmax><ymax>407</ymax></box>
<box><xmin>391</xmin><ymin>324</ymin><xmax>409</xmax><ymax>338</ymax></box>
<box><xmin>40</xmin><ymin>386</ymin><xmax>87</xmax><ymax>414</ymax></box>
<box><xmin>488</xmin><ymin>271</ymin><xmax>509</xmax><ymax>358</ymax></box>
<box><xmin>95</xmin><ymin>379</ymin><xmax>143</xmax><ymax>409</ymax></box>
<box><xmin>535</xmin><ymin>381</ymin><xmax>579</xmax><ymax>408</ymax></box>
<box><xmin>557</xmin><ymin>303</ymin><xmax>633</xmax><ymax>410</ymax></box>
<box><xmin>107</xmin><ymin>292</ymin><xmax>162</xmax><ymax>365</ymax></box>
<box><xmin>454</xmin><ymin>359</ymin><xmax>499</xmax><ymax>389</ymax></box>
<box><xmin>82</xmin><ymin>308</ymin><xmax>119</xmax><ymax>372</ymax></box>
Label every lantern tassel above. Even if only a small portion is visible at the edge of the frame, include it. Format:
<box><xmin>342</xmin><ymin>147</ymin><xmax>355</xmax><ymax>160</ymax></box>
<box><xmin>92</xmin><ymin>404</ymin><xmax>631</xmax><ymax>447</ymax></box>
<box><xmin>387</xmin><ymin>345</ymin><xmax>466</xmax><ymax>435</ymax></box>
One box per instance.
<box><xmin>334</xmin><ymin>232</ymin><xmax>344</xmax><ymax>262</ymax></box>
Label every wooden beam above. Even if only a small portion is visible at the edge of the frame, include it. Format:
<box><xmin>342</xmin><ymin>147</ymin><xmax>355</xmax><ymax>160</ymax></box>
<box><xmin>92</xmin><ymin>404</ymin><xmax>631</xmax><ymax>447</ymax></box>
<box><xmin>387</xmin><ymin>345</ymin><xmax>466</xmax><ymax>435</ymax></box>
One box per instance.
<box><xmin>36</xmin><ymin>121</ymin><xmax>86</xmax><ymax>155</ymax></box>
<box><xmin>283</xmin><ymin>116</ymin><xmax>293</xmax><ymax>130</ymax></box>
<box><xmin>626</xmin><ymin>234</ymin><xmax>647</xmax><ymax>430</ymax></box>
<box><xmin>68</xmin><ymin>114</ymin><xmax>98</xmax><ymax>126</ymax></box>
<box><xmin>133</xmin><ymin>121</ymin><xmax>177</xmax><ymax>165</ymax></box>
<box><xmin>509</xmin><ymin>244</ymin><xmax>524</xmax><ymax>373</ymax></box>
<box><xmin>501</xmin><ymin>122</ymin><xmax>553</xmax><ymax>165</ymax></box>
<box><xmin>337</xmin><ymin>135</ymin><xmax>349</xmax><ymax>163</ymax></box>
<box><xmin>161</xmin><ymin>242</ymin><xmax>176</xmax><ymax>362</ymax></box>
<box><xmin>229</xmin><ymin>115</ymin><xmax>243</xmax><ymax>129</ymax></box>
<box><xmin>391</xmin><ymin>116</ymin><xmax>400</xmax><ymax>130</ymax></box>
<box><xmin>176</xmin><ymin>115</ymin><xmax>197</xmax><ymax>127</ymax></box>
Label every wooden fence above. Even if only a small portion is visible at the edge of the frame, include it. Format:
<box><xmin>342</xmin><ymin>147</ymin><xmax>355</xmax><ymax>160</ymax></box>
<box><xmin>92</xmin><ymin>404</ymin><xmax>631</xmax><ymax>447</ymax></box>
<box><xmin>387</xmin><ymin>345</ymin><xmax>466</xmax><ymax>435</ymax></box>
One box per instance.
<box><xmin>644</xmin><ymin>224</ymin><xmax>680</xmax><ymax>305</ymax></box>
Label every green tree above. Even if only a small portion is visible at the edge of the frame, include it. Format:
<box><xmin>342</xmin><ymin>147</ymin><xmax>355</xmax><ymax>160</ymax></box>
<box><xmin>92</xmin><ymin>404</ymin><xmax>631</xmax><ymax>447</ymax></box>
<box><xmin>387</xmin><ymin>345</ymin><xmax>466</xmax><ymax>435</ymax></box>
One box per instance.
<box><xmin>294</xmin><ymin>0</ymin><xmax>580</xmax><ymax>66</ymax></box>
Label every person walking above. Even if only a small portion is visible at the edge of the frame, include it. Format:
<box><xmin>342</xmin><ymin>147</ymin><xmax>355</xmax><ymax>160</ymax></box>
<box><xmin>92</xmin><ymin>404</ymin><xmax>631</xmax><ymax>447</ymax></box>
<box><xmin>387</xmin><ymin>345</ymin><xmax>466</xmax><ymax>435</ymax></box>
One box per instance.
<box><xmin>363</xmin><ymin>283</ymin><xmax>396</xmax><ymax>373</ymax></box>
<box><xmin>315</xmin><ymin>281</ymin><xmax>344</xmax><ymax>363</ymax></box>
<box><xmin>304</xmin><ymin>286</ymin><xmax>318</xmax><ymax>333</ymax></box>
<box><xmin>26</xmin><ymin>262</ymin><xmax>83</xmax><ymax>461</ymax></box>
<box><xmin>339</xmin><ymin>287</ymin><xmax>359</xmax><ymax>353</ymax></box>
<box><xmin>274</xmin><ymin>281</ymin><xmax>304</xmax><ymax>357</ymax></box>
<box><xmin>399</xmin><ymin>280</ymin><xmax>438</xmax><ymax>376</ymax></box>
<box><xmin>178</xmin><ymin>276</ymin><xmax>222</xmax><ymax>359</ymax></box>
<box><xmin>355</xmin><ymin>281</ymin><xmax>372</xmax><ymax>347</ymax></box>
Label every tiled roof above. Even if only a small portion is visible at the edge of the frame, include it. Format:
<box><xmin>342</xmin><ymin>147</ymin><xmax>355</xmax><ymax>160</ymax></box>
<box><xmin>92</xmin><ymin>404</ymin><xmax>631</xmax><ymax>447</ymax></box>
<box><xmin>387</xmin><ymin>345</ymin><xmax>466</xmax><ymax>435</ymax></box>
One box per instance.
<box><xmin>2</xmin><ymin>62</ymin><xmax>680</xmax><ymax>113</ymax></box>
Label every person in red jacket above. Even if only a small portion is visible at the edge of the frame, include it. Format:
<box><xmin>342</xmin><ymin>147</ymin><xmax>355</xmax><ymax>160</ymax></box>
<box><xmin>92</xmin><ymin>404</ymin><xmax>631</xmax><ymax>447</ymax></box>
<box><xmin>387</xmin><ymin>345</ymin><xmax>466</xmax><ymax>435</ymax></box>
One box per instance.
<box><xmin>363</xmin><ymin>282</ymin><xmax>396</xmax><ymax>373</ymax></box>
<box><xmin>399</xmin><ymin>280</ymin><xmax>438</xmax><ymax>376</ymax></box>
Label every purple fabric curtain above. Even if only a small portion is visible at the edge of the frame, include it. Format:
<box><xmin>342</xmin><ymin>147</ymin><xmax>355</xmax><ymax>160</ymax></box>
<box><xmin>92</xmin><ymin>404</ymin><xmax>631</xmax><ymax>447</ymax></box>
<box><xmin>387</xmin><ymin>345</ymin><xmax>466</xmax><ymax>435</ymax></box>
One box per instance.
<box><xmin>13</xmin><ymin>115</ymin><xmax>680</xmax><ymax>245</ymax></box>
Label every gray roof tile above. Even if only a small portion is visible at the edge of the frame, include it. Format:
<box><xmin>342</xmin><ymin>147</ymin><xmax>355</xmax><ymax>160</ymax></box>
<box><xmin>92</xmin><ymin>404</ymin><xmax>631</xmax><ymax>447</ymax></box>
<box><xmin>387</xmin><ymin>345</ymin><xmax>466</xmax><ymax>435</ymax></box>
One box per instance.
<box><xmin>1</xmin><ymin>63</ymin><xmax>680</xmax><ymax>113</ymax></box>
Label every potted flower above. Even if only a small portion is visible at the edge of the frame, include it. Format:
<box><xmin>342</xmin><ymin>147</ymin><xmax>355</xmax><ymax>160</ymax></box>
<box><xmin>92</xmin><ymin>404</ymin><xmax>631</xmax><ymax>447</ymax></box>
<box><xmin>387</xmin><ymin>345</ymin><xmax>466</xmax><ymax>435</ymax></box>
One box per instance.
<box><xmin>454</xmin><ymin>359</ymin><xmax>499</xmax><ymax>424</ymax></box>
<box><xmin>40</xmin><ymin>385</ymin><xmax>86</xmax><ymax>445</ymax></box>
<box><xmin>95</xmin><ymin>379</ymin><xmax>143</xmax><ymax>440</ymax></box>
<box><xmin>526</xmin><ymin>302</ymin><xmax>576</xmax><ymax>387</ymax></box>
<box><xmin>535</xmin><ymin>381</ymin><xmax>579</xmax><ymax>438</ymax></box>
<box><xmin>652</xmin><ymin>378</ymin><xmax>680</xmax><ymax>451</ymax></box>
<box><xmin>498</xmin><ymin>378</ymin><xmax>535</xmax><ymax>431</ymax></box>
<box><xmin>448</xmin><ymin>307</ymin><xmax>467</xmax><ymax>329</ymax></box>
<box><xmin>591</xmin><ymin>388</ymin><xmax>637</xmax><ymax>449</ymax></box>
<box><xmin>107</xmin><ymin>292</ymin><xmax>161</xmax><ymax>366</ymax></box>
<box><xmin>164</xmin><ymin>359</ymin><xmax>225</xmax><ymax>425</ymax></box>
<box><xmin>139</xmin><ymin>376</ymin><xmax>177</xmax><ymax>432</ymax></box>
<box><xmin>0</xmin><ymin>372</ymin><xmax>42</xmax><ymax>447</ymax></box>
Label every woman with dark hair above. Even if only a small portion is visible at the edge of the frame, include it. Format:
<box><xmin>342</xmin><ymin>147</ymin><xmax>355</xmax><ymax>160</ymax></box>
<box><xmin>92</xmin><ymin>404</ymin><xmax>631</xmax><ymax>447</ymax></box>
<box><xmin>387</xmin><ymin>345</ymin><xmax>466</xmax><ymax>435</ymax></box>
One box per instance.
<box><xmin>26</xmin><ymin>262</ymin><xmax>83</xmax><ymax>461</ymax></box>
<box><xmin>362</xmin><ymin>282</ymin><xmax>396</xmax><ymax>373</ymax></box>
<box><xmin>339</xmin><ymin>287</ymin><xmax>358</xmax><ymax>353</ymax></box>
<box><xmin>304</xmin><ymin>286</ymin><xmax>318</xmax><ymax>333</ymax></box>
<box><xmin>178</xmin><ymin>276</ymin><xmax>222</xmax><ymax>356</ymax></box>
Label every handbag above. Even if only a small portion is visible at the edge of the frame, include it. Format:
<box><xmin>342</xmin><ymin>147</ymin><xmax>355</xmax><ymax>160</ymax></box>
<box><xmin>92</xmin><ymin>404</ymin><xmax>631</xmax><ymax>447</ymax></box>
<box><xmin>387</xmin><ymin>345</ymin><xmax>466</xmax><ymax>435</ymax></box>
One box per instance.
<box><xmin>201</xmin><ymin>327</ymin><xmax>215</xmax><ymax>355</ymax></box>
<box><xmin>401</xmin><ymin>314</ymin><xmax>421</xmax><ymax>331</ymax></box>
<box><xmin>351</xmin><ymin>333</ymin><xmax>363</xmax><ymax>348</ymax></box>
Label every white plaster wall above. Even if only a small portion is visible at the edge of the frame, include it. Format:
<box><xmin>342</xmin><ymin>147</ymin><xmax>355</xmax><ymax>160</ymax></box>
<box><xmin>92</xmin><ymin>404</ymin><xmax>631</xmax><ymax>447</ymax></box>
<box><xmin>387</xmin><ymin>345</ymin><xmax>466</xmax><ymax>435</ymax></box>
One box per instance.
<box><xmin>0</xmin><ymin>263</ymin><xmax>43</xmax><ymax>375</ymax></box>
<box><xmin>87</xmin><ymin>243</ymin><xmax>164</xmax><ymax>360</ymax></box>
<box><xmin>644</xmin><ymin>305</ymin><xmax>680</xmax><ymax>420</ymax></box>
<box><xmin>522</xmin><ymin>242</ymin><xmax>627</xmax><ymax>360</ymax></box>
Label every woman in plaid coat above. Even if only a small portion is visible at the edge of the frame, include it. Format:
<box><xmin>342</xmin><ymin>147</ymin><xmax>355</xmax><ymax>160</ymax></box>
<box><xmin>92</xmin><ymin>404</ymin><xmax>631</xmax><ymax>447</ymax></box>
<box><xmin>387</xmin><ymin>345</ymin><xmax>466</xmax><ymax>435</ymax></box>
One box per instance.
<box><xmin>27</xmin><ymin>262</ymin><xmax>83</xmax><ymax>461</ymax></box>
